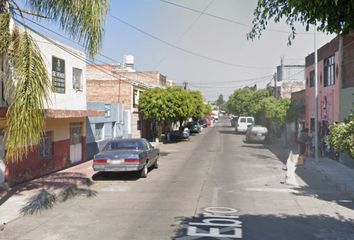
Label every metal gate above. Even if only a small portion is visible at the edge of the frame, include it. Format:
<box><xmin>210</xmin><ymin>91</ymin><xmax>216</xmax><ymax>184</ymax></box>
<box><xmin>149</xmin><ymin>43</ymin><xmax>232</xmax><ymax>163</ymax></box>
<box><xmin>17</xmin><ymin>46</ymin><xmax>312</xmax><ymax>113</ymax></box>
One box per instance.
<box><xmin>70</xmin><ymin>123</ymin><xmax>82</xmax><ymax>163</ymax></box>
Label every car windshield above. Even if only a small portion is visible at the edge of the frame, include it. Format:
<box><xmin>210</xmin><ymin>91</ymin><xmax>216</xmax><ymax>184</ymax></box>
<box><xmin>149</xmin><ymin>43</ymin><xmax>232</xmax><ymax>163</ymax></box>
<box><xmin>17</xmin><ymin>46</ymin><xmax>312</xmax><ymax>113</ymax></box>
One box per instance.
<box><xmin>104</xmin><ymin>141</ymin><xmax>144</xmax><ymax>151</ymax></box>
<box><xmin>240</xmin><ymin>118</ymin><xmax>246</xmax><ymax>123</ymax></box>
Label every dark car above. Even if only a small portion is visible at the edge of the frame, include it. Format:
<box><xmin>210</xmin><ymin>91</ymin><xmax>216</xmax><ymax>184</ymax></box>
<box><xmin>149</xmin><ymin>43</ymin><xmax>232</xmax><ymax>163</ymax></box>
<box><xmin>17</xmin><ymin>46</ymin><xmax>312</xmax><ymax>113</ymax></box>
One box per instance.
<box><xmin>167</xmin><ymin>130</ymin><xmax>190</xmax><ymax>142</ymax></box>
<box><xmin>187</xmin><ymin>121</ymin><xmax>201</xmax><ymax>133</ymax></box>
<box><xmin>198</xmin><ymin>119</ymin><xmax>207</xmax><ymax>128</ymax></box>
<box><xmin>92</xmin><ymin>138</ymin><xmax>159</xmax><ymax>178</ymax></box>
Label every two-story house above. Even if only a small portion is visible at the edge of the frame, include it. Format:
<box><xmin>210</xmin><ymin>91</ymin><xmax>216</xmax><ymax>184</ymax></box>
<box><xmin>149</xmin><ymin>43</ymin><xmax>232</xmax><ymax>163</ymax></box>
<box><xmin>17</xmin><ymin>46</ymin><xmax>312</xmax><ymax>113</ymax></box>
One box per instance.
<box><xmin>0</xmin><ymin>27</ymin><xmax>102</xmax><ymax>186</ymax></box>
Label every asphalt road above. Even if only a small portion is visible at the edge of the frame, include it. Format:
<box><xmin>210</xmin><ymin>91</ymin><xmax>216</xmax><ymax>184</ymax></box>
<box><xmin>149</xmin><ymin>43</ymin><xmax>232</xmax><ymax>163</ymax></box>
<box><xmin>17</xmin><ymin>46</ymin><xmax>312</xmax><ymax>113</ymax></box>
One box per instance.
<box><xmin>1</xmin><ymin>117</ymin><xmax>354</xmax><ymax>239</ymax></box>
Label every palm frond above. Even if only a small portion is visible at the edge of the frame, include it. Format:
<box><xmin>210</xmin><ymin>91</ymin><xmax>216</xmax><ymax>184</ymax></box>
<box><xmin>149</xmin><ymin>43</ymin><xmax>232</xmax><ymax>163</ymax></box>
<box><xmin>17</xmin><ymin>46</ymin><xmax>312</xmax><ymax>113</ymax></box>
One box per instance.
<box><xmin>26</xmin><ymin>0</ymin><xmax>109</xmax><ymax>58</ymax></box>
<box><xmin>6</xmin><ymin>31</ymin><xmax>50</xmax><ymax>162</ymax></box>
<box><xmin>0</xmin><ymin>13</ymin><xmax>11</xmax><ymax>54</ymax></box>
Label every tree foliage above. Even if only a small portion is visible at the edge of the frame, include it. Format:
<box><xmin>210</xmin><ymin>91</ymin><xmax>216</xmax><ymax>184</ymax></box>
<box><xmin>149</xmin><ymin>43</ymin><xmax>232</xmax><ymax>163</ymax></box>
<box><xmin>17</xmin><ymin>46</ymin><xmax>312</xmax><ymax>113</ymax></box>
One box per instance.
<box><xmin>139</xmin><ymin>87</ymin><xmax>208</xmax><ymax>124</ymax></box>
<box><xmin>227</xmin><ymin>88</ymin><xmax>269</xmax><ymax>116</ymax></box>
<box><xmin>215</xmin><ymin>94</ymin><xmax>225</xmax><ymax>107</ymax></box>
<box><xmin>328</xmin><ymin>114</ymin><xmax>354</xmax><ymax>158</ymax></box>
<box><xmin>0</xmin><ymin>0</ymin><xmax>109</xmax><ymax>162</ymax></box>
<box><xmin>227</xmin><ymin>88</ymin><xmax>292</xmax><ymax>128</ymax></box>
<box><xmin>248</xmin><ymin>0</ymin><xmax>354</xmax><ymax>44</ymax></box>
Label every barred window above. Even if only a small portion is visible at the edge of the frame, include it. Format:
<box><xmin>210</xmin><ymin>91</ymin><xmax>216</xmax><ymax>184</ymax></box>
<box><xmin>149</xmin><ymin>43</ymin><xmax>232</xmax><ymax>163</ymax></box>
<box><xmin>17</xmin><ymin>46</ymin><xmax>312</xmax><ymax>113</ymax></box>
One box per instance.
<box><xmin>39</xmin><ymin>132</ymin><xmax>53</xmax><ymax>158</ymax></box>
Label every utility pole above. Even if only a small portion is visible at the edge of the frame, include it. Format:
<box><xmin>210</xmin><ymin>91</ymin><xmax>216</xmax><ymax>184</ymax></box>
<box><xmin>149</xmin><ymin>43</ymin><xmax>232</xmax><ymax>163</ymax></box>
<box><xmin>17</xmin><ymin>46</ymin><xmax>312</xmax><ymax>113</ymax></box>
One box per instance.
<box><xmin>314</xmin><ymin>24</ymin><xmax>319</xmax><ymax>163</ymax></box>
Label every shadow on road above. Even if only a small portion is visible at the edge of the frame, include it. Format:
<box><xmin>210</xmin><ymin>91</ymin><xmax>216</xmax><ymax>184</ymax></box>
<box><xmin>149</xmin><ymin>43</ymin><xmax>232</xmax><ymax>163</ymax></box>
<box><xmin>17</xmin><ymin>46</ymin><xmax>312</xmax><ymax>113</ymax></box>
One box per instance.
<box><xmin>171</xmin><ymin>213</ymin><xmax>354</xmax><ymax>240</ymax></box>
<box><xmin>92</xmin><ymin>171</ymin><xmax>141</xmax><ymax>181</ymax></box>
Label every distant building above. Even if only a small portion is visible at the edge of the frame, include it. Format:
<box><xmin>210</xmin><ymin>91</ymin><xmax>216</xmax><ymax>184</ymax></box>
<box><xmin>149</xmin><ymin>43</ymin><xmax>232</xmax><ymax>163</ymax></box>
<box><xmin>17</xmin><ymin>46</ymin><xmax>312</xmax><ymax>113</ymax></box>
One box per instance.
<box><xmin>86</xmin><ymin>62</ymin><xmax>172</xmax><ymax>158</ymax></box>
<box><xmin>275</xmin><ymin>62</ymin><xmax>305</xmax><ymax>99</ymax></box>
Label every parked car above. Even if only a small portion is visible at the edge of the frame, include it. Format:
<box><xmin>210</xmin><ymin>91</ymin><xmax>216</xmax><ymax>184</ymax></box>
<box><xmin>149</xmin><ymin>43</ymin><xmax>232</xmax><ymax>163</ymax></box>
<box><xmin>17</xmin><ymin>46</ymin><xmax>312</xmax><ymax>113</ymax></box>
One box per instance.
<box><xmin>167</xmin><ymin>129</ymin><xmax>190</xmax><ymax>142</ymax></box>
<box><xmin>205</xmin><ymin>117</ymin><xmax>212</xmax><ymax>126</ymax></box>
<box><xmin>198</xmin><ymin>119</ymin><xmax>208</xmax><ymax>128</ymax></box>
<box><xmin>235</xmin><ymin>116</ymin><xmax>254</xmax><ymax>133</ymax></box>
<box><xmin>245</xmin><ymin>125</ymin><xmax>268</xmax><ymax>143</ymax></box>
<box><xmin>187</xmin><ymin>121</ymin><xmax>202</xmax><ymax>133</ymax></box>
<box><xmin>92</xmin><ymin>138</ymin><xmax>159</xmax><ymax>178</ymax></box>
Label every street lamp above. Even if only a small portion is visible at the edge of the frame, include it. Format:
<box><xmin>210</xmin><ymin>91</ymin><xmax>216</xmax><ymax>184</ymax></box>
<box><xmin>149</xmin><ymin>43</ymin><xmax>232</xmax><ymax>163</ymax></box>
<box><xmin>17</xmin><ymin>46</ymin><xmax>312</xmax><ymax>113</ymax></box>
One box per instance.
<box><xmin>314</xmin><ymin>24</ymin><xmax>319</xmax><ymax>162</ymax></box>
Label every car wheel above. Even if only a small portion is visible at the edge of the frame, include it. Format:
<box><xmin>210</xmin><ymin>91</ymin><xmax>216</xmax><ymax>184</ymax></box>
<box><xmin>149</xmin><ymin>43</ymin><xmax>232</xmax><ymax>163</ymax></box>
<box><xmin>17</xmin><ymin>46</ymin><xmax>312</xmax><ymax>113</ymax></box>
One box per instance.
<box><xmin>153</xmin><ymin>157</ymin><xmax>159</xmax><ymax>169</ymax></box>
<box><xmin>140</xmin><ymin>164</ymin><xmax>148</xmax><ymax>178</ymax></box>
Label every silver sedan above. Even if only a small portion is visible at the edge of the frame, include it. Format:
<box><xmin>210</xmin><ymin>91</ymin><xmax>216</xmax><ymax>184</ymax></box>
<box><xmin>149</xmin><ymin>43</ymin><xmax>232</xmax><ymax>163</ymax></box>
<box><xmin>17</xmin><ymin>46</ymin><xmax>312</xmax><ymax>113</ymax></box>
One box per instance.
<box><xmin>245</xmin><ymin>125</ymin><xmax>268</xmax><ymax>143</ymax></box>
<box><xmin>92</xmin><ymin>138</ymin><xmax>159</xmax><ymax>178</ymax></box>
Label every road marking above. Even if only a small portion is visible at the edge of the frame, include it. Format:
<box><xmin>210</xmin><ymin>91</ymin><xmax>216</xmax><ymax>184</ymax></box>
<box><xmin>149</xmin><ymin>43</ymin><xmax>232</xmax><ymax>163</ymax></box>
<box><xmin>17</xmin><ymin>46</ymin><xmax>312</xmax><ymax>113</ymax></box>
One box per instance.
<box><xmin>177</xmin><ymin>207</ymin><xmax>243</xmax><ymax>239</ymax></box>
<box><xmin>244</xmin><ymin>188</ymin><xmax>300</xmax><ymax>193</ymax></box>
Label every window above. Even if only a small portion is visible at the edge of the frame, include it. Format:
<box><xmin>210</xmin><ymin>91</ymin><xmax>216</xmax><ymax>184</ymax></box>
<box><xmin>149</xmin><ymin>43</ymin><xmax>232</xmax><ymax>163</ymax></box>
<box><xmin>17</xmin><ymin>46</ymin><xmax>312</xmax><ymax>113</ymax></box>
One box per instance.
<box><xmin>104</xmin><ymin>140</ymin><xmax>144</xmax><ymax>151</ymax></box>
<box><xmin>72</xmin><ymin>68</ymin><xmax>83</xmax><ymax>91</ymax></box>
<box><xmin>309</xmin><ymin>70</ymin><xmax>315</xmax><ymax>87</ymax></box>
<box><xmin>52</xmin><ymin>56</ymin><xmax>65</xmax><ymax>93</ymax></box>
<box><xmin>39</xmin><ymin>132</ymin><xmax>53</xmax><ymax>158</ymax></box>
<box><xmin>247</xmin><ymin>118</ymin><xmax>254</xmax><ymax>123</ymax></box>
<box><xmin>324</xmin><ymin>56</ymin><xmax>335</xmax><ymax>87</ymax></box>
<box><xmin>95</xmin><ymin>123</ymin><xmax>104</xmax><ymax>140</ymax></box>
<box><xmin>240</xmin><ymin>118</ymin><xmax>246</xmax><ymax>123</ymax></box>
<box><xmin>105</xmin><ymin>104</ymin><xmax>111</xmax><ymax>118</ymax></box>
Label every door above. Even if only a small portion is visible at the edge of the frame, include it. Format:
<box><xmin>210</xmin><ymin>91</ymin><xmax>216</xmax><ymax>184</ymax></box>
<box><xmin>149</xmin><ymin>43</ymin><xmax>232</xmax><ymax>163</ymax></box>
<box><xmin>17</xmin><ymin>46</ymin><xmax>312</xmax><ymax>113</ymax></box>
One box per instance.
<box><xmin>0</xmin><ymin>129</ymin><xmax>4</xmax><ymax>184</ymax></box>
<box><xmin>70</xmin><ymin>123</ymin><xmax>82</xmax><ymax>163</ymax></box>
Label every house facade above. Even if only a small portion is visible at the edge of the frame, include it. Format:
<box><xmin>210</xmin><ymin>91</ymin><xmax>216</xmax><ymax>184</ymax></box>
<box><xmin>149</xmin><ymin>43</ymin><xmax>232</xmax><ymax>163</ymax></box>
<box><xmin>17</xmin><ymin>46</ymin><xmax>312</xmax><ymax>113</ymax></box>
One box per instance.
<box><xmin>305</xmin><ymin>34</ymin><xmax>354</xmax><ymax>160</ymax></box>
<box><xmin>86</xmin><ymin>64</ymin><xmax>169</xmax><ymax>158</ymax></box>
<box><xmin>0</xmin><ymin>28</ymin><xmax>101</xmax><ymax>186</ymax></box>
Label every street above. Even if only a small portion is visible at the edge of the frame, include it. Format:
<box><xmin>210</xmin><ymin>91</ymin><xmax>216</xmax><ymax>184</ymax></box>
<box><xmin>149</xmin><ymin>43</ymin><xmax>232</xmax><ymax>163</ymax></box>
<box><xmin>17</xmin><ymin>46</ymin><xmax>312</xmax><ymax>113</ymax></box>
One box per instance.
<box><xmin>1</xmin><ymin>117</ymin><xmax>354</xmax><ymax>240</ymax></box>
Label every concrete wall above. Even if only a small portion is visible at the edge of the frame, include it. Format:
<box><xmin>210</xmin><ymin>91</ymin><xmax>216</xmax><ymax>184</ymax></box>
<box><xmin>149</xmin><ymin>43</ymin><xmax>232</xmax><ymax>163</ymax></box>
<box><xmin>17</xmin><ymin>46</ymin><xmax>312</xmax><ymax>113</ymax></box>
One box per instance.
<box><xmin>3</xmin><ymin>117</ymin><xmax>86</xmax><ymax>186</ymax></box>
<box><xmin>28</xmin><ymin>29</ymin><xmax>87</xmax><ymax>111</ymax></box>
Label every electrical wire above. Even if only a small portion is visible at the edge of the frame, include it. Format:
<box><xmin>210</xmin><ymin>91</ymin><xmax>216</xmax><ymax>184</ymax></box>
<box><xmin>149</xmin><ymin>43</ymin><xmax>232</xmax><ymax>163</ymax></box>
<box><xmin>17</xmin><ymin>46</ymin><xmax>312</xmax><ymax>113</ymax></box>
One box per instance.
<box><xmin>159</xmin><ymin>0</ymin><xmax>310</xmax><ymax>35</ymax></box>
<box><xmin>109</xmin><ymin>13</ymin><xmax>274</xmax><ymax>70</ymax></box>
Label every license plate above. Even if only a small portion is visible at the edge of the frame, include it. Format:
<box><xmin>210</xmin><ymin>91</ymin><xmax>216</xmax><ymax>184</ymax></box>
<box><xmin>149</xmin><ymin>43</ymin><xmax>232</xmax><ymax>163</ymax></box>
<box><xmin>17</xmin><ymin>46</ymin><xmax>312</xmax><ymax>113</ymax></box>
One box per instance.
<box><xmin>110</xmin><ymin>159</ymin><xmax>123</xmax><ymax>164</ymax></box>
<box><xmin>257</xmin><ymin>133</ymin><xmax>262</xmax><ymax>137</ymax></box>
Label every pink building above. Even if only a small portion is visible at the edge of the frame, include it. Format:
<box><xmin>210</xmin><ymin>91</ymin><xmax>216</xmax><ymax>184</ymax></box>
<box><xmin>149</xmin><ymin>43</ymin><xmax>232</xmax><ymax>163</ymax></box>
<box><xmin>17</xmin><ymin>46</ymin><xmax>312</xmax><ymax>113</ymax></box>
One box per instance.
<box><xmin>305</xmin><ymin>34</ymin><xmax>354</xmax><ymax>154</ymax></box>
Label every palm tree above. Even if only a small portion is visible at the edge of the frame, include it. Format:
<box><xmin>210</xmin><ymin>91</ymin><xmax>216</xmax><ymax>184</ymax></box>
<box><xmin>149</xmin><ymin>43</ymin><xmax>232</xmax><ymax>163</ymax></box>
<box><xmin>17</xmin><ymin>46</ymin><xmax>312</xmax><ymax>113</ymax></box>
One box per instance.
<box><xmin>0</xmin><ymin>0</ymin><xmax>110</xmax><ymax>162</ymax></box>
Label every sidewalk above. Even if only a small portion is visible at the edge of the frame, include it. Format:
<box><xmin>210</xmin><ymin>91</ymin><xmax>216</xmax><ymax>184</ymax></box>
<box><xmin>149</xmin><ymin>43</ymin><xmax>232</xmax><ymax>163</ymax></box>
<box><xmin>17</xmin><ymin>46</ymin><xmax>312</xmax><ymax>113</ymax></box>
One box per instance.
<box><xmin>0</xmin><ymin>160</ymin><xmax>95</xmax><ymax>226</ymax></box>
<box><xmin>268</xmin><ymin>140</ymin><xmax>354</xmax><ymax>198</ymax></box>
<box><xmin>0</xmin><ymin>141</ymin><xmax>166</xmax><ymax>227</ymax></box>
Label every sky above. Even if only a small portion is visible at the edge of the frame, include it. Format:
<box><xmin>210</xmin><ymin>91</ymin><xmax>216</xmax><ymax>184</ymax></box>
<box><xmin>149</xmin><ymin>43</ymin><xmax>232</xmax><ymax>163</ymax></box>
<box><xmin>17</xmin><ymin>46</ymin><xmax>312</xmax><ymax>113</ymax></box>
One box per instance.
<box><xmin>22</xmin><ymin>0</ymin><xmax>335</xmax><ymax>102</ymax></box>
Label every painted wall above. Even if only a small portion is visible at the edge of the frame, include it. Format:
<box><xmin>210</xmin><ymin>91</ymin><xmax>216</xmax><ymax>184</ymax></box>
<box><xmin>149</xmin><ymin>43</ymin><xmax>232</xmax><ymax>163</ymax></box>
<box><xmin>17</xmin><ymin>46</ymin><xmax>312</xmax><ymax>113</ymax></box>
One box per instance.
<box><xmin>3</xmin><ymin>117</ymin><xmax>86</xmax><ymax>186</ymax></box>
<box><xmin>305</xmin><ymin>52</ymin><xmax>341</xmax><ymax>129</ymax></box>
<box><xmin>28</xmin><ymin>29</ymin><xmax>87</xmax><ymax>111</ymax></box>
<box><xmin>86</xmin><ymin>102</ymin><xmax>126</xmax><ymax>159</ymax></box>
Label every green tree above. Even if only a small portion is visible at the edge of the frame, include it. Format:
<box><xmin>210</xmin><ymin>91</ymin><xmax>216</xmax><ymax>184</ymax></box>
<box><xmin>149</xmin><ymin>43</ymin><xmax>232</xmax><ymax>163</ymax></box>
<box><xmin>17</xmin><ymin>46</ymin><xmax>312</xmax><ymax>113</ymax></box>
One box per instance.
<box><xmin>227</xmin><ymin>88</ymin><xmax>269</xmax><ymax>116</ymax></box>
<box><xmin>0</xmin><ymin>0</ymin><xmax>109</xmax><ymax>162</ymax></box>
<box><xmin>215</xmin><ymin>94</ymin><xmax>225</xmax><ymax>107</ymax></box>
<box><xmin>328</xmin><ymin>114</ymin><xmax>354</xmax><ymax>158</ymax></box>
<box><xmin>248</xmin><ymin>0</ymin><xmax>354</xmax><ymax>44</ymax></box>
<box><xmin>189</xmin><ymin>90</ymin><xmax>205</xmax><ymax>120</ymax></box>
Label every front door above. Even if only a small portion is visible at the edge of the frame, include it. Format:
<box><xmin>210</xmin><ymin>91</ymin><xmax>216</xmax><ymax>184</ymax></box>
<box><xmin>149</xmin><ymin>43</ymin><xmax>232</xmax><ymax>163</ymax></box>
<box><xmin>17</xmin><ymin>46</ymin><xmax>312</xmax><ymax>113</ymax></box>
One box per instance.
<box><xmin>0</xmin><ymin>129</ymin><xmax>4</xmax><ymax>184</ymax></box>
<box><xmin>70</xmin><ymin>123</ymin><xmax>82</xmax><ymax>164</ymax></box>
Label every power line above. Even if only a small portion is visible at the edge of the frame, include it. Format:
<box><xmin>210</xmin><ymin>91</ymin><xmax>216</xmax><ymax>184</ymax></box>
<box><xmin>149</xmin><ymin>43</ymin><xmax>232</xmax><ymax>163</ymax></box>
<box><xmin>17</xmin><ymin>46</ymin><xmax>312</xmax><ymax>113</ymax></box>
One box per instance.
<box><xmin>152</xmin><ymin>0</ymin><xmax>214</xmax><ymax>70</ymax></box>
<box><xmin>18</xmin><ymin>16</ymin><xmax>170</xmax><ymax>87</ymax></box>
<box><xmin>109</xmin><ymin>13</ymin><xmax>274</xmax><ymax>70</ymax></box>
<box><xmin>190</xmin><ymin>74</ymin><xmax>273</xmax><ymax>85</ymax></box>
<box><xmin>159</xmin><ymin>0</ymin><xmax>310</xmax><ymax>35</ymax></box>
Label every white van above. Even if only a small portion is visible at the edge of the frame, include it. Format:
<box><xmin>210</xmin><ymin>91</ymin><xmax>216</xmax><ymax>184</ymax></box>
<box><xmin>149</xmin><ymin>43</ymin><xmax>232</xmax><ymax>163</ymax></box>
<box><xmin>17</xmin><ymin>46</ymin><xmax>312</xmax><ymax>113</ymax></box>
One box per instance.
<box><xmin>235</xmin><ymin>116</ymin><xmax>254</xmax><ymax>133</ymax></box>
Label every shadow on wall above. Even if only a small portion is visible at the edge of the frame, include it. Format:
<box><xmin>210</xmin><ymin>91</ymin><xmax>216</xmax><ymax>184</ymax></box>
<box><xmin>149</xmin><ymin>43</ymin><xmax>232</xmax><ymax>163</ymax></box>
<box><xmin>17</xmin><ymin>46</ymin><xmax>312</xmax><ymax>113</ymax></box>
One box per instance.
<box><xmin>171</xmin><ymin>213</ymin><xmax>354</xmax><ymax>240</ymax></box>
